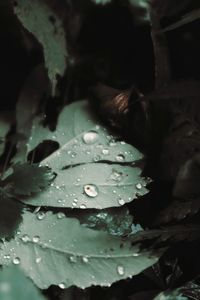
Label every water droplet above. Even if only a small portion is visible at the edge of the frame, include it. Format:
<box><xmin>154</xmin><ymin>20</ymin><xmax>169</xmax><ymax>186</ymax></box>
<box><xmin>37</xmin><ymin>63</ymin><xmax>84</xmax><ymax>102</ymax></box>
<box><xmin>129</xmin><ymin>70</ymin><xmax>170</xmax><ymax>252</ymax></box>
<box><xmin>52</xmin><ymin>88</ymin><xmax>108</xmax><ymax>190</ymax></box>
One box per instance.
<box><xmin>136</xmin><ymin>183</ymin><xmax>142</xmax><ymax>190</ymax></box>
<box><xmin>133</xmin><ymin>253</ymin><xmax>140</xmax><ymax>257</ymax></box>
<box><xmin>4</xmin><ymin>254</ymin><xmax>10</xmax><ymax>259</ymax></box>
<box><xmin>57</xmin><ymin>212</ymin><xmax>65</xmax><ymax>219</ymax></box>
<box><xmin>80</xmin><ymin>204</ymin><xmax>86</xmax><ymax>209</ymax></box>
<box><xmin>93</xmin><ymin>155</ymin><xmax>101</xmax><ymax>162</ymax></box>
<box><xmin>110</xmin><ymin>170</ymin><xmax>123</xmax><ymax>182</ymax></box>
<box><xmin>33</xmin><ymin>236</ymin><xmax>40</xmax><ymax>243</ymax></box>
<box><xmin>82</xmin><ymin>256</ymin><xmax>89</xmax><ymax>263</ymax></box>
<box><xmin>117</xmin><ymin>265</ymin><xmax>125</xmax><ymax>276</ymax></box>
<box><xmin>37</xmin><ymin>212</ymin><xmax>46</xmax><ymax>220</ymax></box>
<box><xmin>73</xmin><ymin>198</ymin><xmax>78</xmax><ymax>203</ymax></box>
<box><xmin>84</xmin><ymin>184</ymin><xmax>98</xmax><ymax>197</ymax></box>
<box><xmin>116</xmin><ymin>154</ymin><xmax>125</xmax><ymax>162</ymax></box>
<box><xmin>83</xmin><ymin>131</ymin><xmax>98</xmax><ymax>144</ymax></box>
<box><xmin>21</xmin><ymin>234</ymin><xmax>30</xmax><ymax>243</ymax></box>
<box><xmin>69</xmin><ymin>256</ymin><xmax>77</xmax><ymax>263</ymax></box>
<box><xmin>36</xmin><ymin>257</ymin><xmax>42</xmax><ymax>263</ymax></box>
<box><xmin>120</xmin><ymin>141</ymin><xmax>126</xmax><ymax>145</ymax></box>
<box><xmin>13</xmin><ymin>257</ymin><xmax>20</xmax><ymax>265</ymax></box>
<box><xmin>102</xmin><ymin>149</ymin><xmax>109</xmax><ymax>155</ymax></box>
<box><xmin>58</xmin><ymin>283</ymin><xmax>66</xmax><ymax>289</ymax></box>
<box><xmin>118</xmin><ymin>198</ymin><xmax>125</xmax><ymax>206</ymax></box>
<box><xmin>71</xmin><ymin>152</ymin><xmax>77</xmax><ymax>158</ymax></box>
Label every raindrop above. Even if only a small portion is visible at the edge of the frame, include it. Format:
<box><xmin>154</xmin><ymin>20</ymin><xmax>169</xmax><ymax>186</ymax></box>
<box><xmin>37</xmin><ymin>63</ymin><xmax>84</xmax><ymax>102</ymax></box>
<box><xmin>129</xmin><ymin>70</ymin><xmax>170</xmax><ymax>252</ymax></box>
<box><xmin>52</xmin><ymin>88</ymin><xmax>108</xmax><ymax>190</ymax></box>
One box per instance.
<box><xmin>102</xmin><ymin>149</ymin><xmax>109</xmax><ymax>155</ymax></box>
<box><xmin>58</xmin><ymin>283</ymin><xmax>66</xmax><ymax>289</ymax></box>
<box><xmin>117</xmin><ymin>265</ymin><xmax>125</xmax><ymax>276</ymax></box>
<box><xmin>82</xmin><ymin>256</ymin><xmax>89</xmax><ymax>263</ymax></box>
<box><xmin>110</xmin><ymin>170</ymin><xmax>123</xmax><ymax>182</ymax></box>
<box><xmin>33</xmin><ymin>236</ymin><xmax>40</xmax><ymax>243</ymax></box>
<box><xmin>118</xmin><ymin>198</ymin><xmax>125</xmax><ymax>206</ymax></box>
<box><xmin>21</xmin><ymin>234</ymin><xmax>30</xmax><ymax>243</ymax></box>
<box><xmin>116</xmin><ymin>154</ymin><xmax>125</xmax><ymax>162</ymax></box>
<box><xmin>36</xmin><ymin>257</ymin><xmax>42</xmax><ymax>263</ymax></box>
<box><xmin>80</xmin><ymin>204</ymin><xmax>87</xmax><ymax>209</ymax></box>
<box><xmin>83</xmin><ymin>131</ymin><xmax>98</xmax><ymax>144</ymax></box>
<box><xmin>93</xmin><ymin>155</ymin><xmax>101</xmax><ymax>162</ymax></box>
<box><xmin>136</xmin><ymin>183</ymin><xmax>142</xmax><ymax>190</ymax></box>
<box><xmin>4</xmin><ymin>254</ymin><xmax>10</xmax><ymax>259</ymax></box>
<box><xmin>84</xmin><ymin>184</ymin><xmax>98</xmax><ymax>197</ymax></box>
<box><xmin>69</xmin><ymin>256</ymin><xmax>77</xmax><ymax>263</ymax></box>
<box><xmin>133</xmin><ymin>253</ymin><xmax>140</xmax><ymax>257</ymax></box>
<box><xmin>71</xmin><ymin>152</ymin><xmax>77</xmax><ymax>158</ymax></box>
<box><xmin>57</xmin><ymin>212</ymin><xmax>65</xmax><ymax>219</ymax></box>
<box><xmin>13</xmin><ymin>257</ymin><xmax>20</xmax><ymax>265</ymax></box>
<box><xmin>37</xmin><ymin>212</ymin><xmax>46</xmax><ymax>220</ymax></box>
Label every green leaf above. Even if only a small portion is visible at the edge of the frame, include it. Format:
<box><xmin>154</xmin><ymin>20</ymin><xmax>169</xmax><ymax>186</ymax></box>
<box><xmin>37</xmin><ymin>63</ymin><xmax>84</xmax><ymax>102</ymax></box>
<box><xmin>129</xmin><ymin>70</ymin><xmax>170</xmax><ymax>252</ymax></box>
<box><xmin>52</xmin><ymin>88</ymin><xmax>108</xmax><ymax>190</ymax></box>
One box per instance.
<box><xmin>22</xmin><ymin>101</ymin><xmax>148</xmax><ymax>209</ymax></box>
<box><xmin>13</xmin><ymin>0</ymin><xmax>67</xmax><ymax>95</ymax></box>
<box><xmin>0</xmin><ymin>266</ymin><xmax>46</xmax><ymax>300</ymax></box>
<box><xmin>3</xmin><ymin>163</ymin><xmax>55</xmax><ymax>196</ymax></box>
<box><xmin>0</xmin><ymin>211</ymin><xmax>160</xmax><ymax>289</ymax></box>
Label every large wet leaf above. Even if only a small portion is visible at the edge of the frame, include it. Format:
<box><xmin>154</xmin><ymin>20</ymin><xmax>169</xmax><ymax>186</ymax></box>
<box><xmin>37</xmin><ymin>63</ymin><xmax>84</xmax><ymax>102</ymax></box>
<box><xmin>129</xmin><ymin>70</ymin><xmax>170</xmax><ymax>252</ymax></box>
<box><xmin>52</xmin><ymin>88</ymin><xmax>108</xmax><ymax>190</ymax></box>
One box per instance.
<box><xmin>0</xmin><ymin>211</ymin><xmax>160</xmax><ymax>289</ymax></box>
<box><xmin>13</xmin><ymin>0</ymin><xmax>67</xmax><ymax>95</ymax></box>
<box><xmin>0</xmin><ymin>266</ymin><xmax>46</xmax><ymax>300</ymax></box>
<box><xmin>21</xmin><ymin>101</ymin><xmax>148</xmax><ymax>209</ymax></box>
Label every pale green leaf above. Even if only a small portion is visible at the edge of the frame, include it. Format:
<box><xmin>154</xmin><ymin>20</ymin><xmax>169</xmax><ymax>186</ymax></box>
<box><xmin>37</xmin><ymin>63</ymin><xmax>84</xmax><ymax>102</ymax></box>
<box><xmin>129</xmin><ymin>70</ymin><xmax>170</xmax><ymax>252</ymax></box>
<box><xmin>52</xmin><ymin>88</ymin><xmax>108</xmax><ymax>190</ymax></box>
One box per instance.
<box><xmin>0</xmin><ymin>211</ymin><xmax>160</xmax><ymax>289</ymax></box>
<box><xmin>21</xmin><ymin>101</ymin><xmax>148</xmax><ymax>209</ymax></box>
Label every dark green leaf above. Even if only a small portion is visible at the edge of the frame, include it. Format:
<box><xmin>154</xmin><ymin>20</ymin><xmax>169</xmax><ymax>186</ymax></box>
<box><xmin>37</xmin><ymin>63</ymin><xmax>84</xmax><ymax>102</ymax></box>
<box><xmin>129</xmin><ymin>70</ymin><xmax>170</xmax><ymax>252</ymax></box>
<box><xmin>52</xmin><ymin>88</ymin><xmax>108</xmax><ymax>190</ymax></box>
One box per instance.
<box><xmin>3</xmin><ymin>163</ymin><xmax>55</xmax><ymax>196</ymax></box>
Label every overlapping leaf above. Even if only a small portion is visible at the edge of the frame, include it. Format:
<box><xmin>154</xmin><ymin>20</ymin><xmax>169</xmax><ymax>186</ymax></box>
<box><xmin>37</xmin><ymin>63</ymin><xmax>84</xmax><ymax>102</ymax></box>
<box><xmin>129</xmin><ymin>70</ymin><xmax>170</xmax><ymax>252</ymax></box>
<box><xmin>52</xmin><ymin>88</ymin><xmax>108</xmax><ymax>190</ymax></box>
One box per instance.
<box><xmin>13</xmin><ymin>0</ymin><xmax>67</xmax><ymax>95</ymax></box>
<box><xmin>21</xmin><ymin>101</ymin><xmax>149</xmax><ymax>209</ymax></box>
<box><xmin>0</xmin><ymin>211</ymin><xmax>160</xmax><ymax>289</ymax></box>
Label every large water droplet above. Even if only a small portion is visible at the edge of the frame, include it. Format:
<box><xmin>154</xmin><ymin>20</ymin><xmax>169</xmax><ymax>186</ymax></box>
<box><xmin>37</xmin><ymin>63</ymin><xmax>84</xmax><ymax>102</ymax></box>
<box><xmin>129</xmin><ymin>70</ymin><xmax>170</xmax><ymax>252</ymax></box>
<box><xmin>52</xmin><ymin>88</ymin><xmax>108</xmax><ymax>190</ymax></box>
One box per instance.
<box><xmin>117</xmin><ymin>265</ymin><xmax>125</xmax><ymax>276</ymax></box>
<box><xmin>83</xmin><ymin>131</ymin><xmax>98</xmax><ymax>144</ymax></box>
<box><xmin>13</xmin><ymin>257</ymin><xmax>20</xmax><ymax>265</ymax></box>
<box><xmin>37</xmin><ymin>212</ymin><xmax>46</xmax><ymax>220</ymax></box>
<box><xmin>84</xmin><ymin>184</ymin><xmax>98</xmax><ymax>197</ymax></box>
<box><xmin>116</xmin><ymin>154</ymin><xmax>125</xmax><ymax>162</ymax></box>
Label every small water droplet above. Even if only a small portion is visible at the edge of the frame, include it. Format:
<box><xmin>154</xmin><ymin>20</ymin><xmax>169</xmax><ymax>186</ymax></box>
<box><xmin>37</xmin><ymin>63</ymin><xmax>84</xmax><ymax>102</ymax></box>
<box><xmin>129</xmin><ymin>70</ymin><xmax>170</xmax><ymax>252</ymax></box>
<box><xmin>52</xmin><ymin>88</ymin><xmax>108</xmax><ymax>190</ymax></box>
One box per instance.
<box><xmin>93</xmin><ymin>155</ymin><xmax>101</xmax><ymax>162</ymax></box>
<box><xmin>69</xmin><ymin>256</ymin><xmax>77</xmax><ymax>263</ymax></box>
<box><xmin>13</xmin><ymin>257</ymin><xmax>20</xmax><ymax>265</ymax></box>
<box><xmin>116</xmin><ymin>154</ymin><xmax>125</xmax><ymax>162</ymax></box>
<box><xmin>118</xmin><ymin>198</ymin><xmax>125</xmax><ymax>206</ymax></box>
<box><xmin>84</xmin><ymin>184</ymin><xmax>98</xmax><ymax>197</ymax></box>
<box><xmin>80</xmin><ymin>204</ymin><xmax>86</xmax><ymax>209</ymax></box>
<box><xmin>110</xmin><ymin>170</ymin><xmax>123</xmax><ymax>182</ymax></box>
<box><xmin>4</xmin><ymin>254</ymin><xmax>10</xmax><ymax>259</ymax></box>
<box><xmin>58</xmin><ymin>283</ymin><xmax>66</xmax><ymax>289</ymax></box>
<box><xmin>102</xmin><ymin>149</ymin><xmax>109</xmax><ymax>155</ymax></box>
<box><xmin>136</xmin><ymin>183</ymin><xmax>142</xmax><ymax>190</ymax></box>
<box><xmin>83</xmin><ymin>131</ymin><xmax>99</xmax><ymax>144</ymax></box>
<box><xmin>33</xmin><ymin>236</ymin><xmax>40</xmax><ymax>243</ymax></box>
<box><xmin>71</xmin><ymin>152</ymin><xmax>77</xmax><ymax>158</ymax></box>
<box><xmin>36</xmin><ymin>257</ymin><xmax>42</xmax><ymax>263</ymax></box>
<box><xmin>120</xmin><ymin>141</ymin><xmax>126</xmax><ymax>145</ymax></box>
<box><xmin>37</xmin><ymin>212</ymin><xmax>46</xmax><ymax>220</ymax></box>
<box><xmin>117</xmin><ymin>265</ymin><xmax>125</xmax><ymax>276</ymax></box>
<box><xmin>133</xmin><ymin>253</ymin><xmax>140</xmax><ymax>257</ymax></box>
<box><xmin>82</xmin><ymin>256</ymin><xmax>89</xmax><ymax>263</ymax></box>
<box><xmin>21</xmin><ymin>234</ymin><xmax>30</xmax><ymax>243</ymax></box>
<box><xmin>57</xmin><ymin>212</ymin><xmax>65</xmax><ymax>219</ymax></box>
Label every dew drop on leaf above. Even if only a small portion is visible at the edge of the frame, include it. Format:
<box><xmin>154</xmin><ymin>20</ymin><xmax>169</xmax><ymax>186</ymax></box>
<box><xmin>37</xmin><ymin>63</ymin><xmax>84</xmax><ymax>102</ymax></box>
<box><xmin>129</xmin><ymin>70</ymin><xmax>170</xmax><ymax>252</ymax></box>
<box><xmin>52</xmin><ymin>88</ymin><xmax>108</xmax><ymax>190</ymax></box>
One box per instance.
<box><xmin>136</xmin><ymin>183</ymin><xmax>142</xmax><ymax>190</ymax></box>
<box><xmin>37</xmin><ymin>211</ymin><xmax>46</xmax><ymax>220</ymax></box>
<box><xmin>118</xmin><ymin>198</ymin><xmax>125</xmax><ymax>206</ymax></box>
<box><xmin>35</xmin><ymin>257</ymin><xmax>42</xmax><ymax>263</ymax></box>
<box><xmin>110</xmin><ymin>170</ymin><xmax>123</xmax><ymax>182</ymax></box>
<box><xmin>13</xmin><ymin>257</ymin><xmax>20</xmax><ymax>265</ymax></box>
<box><xmin>58</xmin><ymin>282</ymin><xmax>66</xmax><ymax>289</ymax></box>
<box><xmin>69</xmin><ymin>256</ymin><xmax>77</xmax><ymax>263</ymax></box>
<box><xmin>82</xmin><ymin>256</ymin><xmax>89</xmax><ymax>263</ymax></box>
<box><xmin>102</xmin><ymin>149</ymin><xmax>109</xmax><ymax>155</ymax></box>
<box><xmin>57</xmin><ymin>212</ymin><xmax>65</xmax><ymax>219</ymax></box>
<box><xmin>4</xmin><ymin>254</ymin><xmax>10</xmax><ymax>259</ymax></box>
<box><xmin>117</xmin><ymin>265</ymin><xmax>125</xmax><ymax>276</ymax></box>
<box><xmin>80</xmin><ymin>204</ymin><xmax>87</xmax><ymax>209</ymax></box>
<box><xmin>116</xmin><ymin>154</ymin><xmax>125</xmax><ymax>162</ymax></box>
<box><xmin>32</xmin><ymin>236</ymin><xmax>40</xmax><ymax>243</ymax></box>
<box><xmin>84</xmin><ymin>184</ymin><xmax>99</xmax><ymax>197</ymax></box>
<box><xmin>83</xmin><ymin>131</ymin><xmax>99</xmax><ymax>144</ymax></box>
<box><xmin>21</xmin><ymin>234</ymin><xmax>30</xmax><ymax>243</ymax></box>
